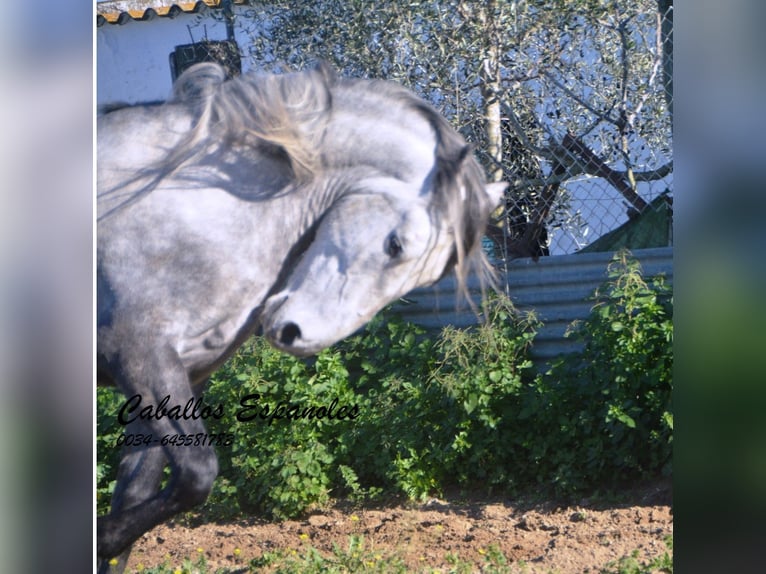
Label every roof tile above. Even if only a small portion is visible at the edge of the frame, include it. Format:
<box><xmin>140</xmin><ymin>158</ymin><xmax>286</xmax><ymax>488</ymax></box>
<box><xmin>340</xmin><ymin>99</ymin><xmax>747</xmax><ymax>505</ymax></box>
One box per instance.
<box><xmin>96</xmin><ymin>1</ymin><xmax>246</xmax><ymax>26</ymax></box>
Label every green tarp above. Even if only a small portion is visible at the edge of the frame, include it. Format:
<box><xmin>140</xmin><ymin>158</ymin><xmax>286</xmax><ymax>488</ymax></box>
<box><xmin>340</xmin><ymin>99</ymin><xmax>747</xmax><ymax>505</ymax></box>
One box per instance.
<box><xmin>580</xmin><ymin>191</ymin><xmax>673</xmax><ymax>253</ymax></box>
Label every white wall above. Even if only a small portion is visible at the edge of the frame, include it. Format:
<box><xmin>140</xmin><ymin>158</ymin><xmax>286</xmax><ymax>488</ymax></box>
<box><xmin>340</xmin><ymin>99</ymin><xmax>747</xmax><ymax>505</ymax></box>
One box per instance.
<box><xmin>97</xmin><ymin>12</ymin><xmax>233</xmax><ymax>105</ymax></box>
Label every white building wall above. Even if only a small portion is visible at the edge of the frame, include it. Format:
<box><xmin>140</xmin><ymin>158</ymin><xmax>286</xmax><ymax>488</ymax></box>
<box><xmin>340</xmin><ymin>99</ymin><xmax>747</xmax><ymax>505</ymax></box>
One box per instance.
<box><xmin>97</xmin><ymin>12</ymin><xmax>235</xmax><ymax>105</ymax></box>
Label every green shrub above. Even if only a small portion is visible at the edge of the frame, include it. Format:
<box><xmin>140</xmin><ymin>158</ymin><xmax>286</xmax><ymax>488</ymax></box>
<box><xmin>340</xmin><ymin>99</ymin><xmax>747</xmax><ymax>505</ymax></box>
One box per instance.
<box><xmin>332</xmin><ymin>315</ymin><xmax>440</xmax><ymax>498</ymax></box>
<box><xmin>427</xmin><ymin>296</ymin><xmax>540</xmax><ymax>491</ymax></box>
<box><xmin>96</xmin><ymin>250</ymin><xmax>673</xmax><ymax>519</ymax></box>
<box><xmin>203</xmin><ymin>339</ymin><xmax>348</xmax><ymax>519</ymax></box>
<box><xmin>527</xmin><ymin>250</ymin><xmax>674</xmax><ymax>493</ymax></box>
<box><xmin>96</xmin><ymin>386</ymin><xmax>124</xmax><ymax>515</ymax></box>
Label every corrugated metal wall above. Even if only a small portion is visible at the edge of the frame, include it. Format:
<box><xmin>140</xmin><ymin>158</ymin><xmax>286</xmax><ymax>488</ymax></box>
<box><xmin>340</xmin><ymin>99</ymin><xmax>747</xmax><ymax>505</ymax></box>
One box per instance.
<box><xmin>391</xmin><ymin>247</ymin><xmax>673</xmax><ymax>362</ymax></box>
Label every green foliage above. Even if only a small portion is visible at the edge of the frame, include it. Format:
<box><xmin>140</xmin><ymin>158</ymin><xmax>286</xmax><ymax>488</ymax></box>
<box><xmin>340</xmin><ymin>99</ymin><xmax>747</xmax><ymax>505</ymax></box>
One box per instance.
<box><xmin>126</xmin><ymin>550</ymin><xmax>217</xmax><ymax>574</ymax></box>
<box><xmin>432</xmin><ymin>297</ymin><xmax>539</xmax><ymax>490</ymax></box>
<box><xmin>251</xmin><ymin>533</ymin><xmax>410</xmax><ymax>573</ymax></box>
<box><xmin>97</xmin><ymin>251</ymin><xmax>672</xmax><ymax>520</ymax></box>
<box><xmin>202</xmin><ymin>339</ymin><xmax>345</xmax><ymax>519</ymax></box>
<box><xmin>527</xmin><ymin>250</ymin><xmax>674</xmax><ymax>494</ymax></box>
<box><xmin>601</xmin><ymin>536</ymin><xmax>673</xmax><ymax>573</ymax></box>
<box><xmin>541</xmin><ymin>251</ymin><xmax>673</xmax><ymax>490</ymax></box>
<box><xmin>250</xmin><ymin>535</ymin><xmax>516</xmax><ymax>574</ymax></box>
<box><xmin>218</xmin><ymin>0</ymin><xmax>672</xmax><ymax>254</ymax></box>
<box><xmin>96</xmin><ymin>387</ymin><xmax>124</xmax><ymax>515</ymax></box>
<box><xmin>121</xmin><ymin>536</ymin><xmax>671</xmax><ymax>574</ymax></box>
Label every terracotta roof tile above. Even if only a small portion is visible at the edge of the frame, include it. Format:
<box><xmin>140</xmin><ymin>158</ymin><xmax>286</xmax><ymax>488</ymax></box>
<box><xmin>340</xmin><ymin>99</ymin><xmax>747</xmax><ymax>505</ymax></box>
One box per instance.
<box><xmin>96</xmin><ymin>1</ymin><xmax>246</xmax><ymax>26</ymax></box>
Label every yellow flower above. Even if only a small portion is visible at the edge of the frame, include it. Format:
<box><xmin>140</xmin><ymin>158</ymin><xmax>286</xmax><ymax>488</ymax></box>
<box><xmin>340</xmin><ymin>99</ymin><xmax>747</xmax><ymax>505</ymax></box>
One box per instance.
<box><xmin>108</xmin><ymin>558</ymin><xmax>118</xmax><ymax>566</ymax></box>
<box><xmin>233</xmin><ymin>547</ymin><xmax>241</xmax><ymax>556</ymax></box>
<box><xmin>299</xmin><ymin>533</ymin><xmax>309</xmax><ymax>540</ymax></box>
<box><xmin>173</xmin><ymin>569</ymin><xmax>182</xmax><ymax>574</ymax></box>
<box><xmin>197</xmin><ymin>547</ymin><xmax>204</xmax><ymax>554</ymax></box>
<box><xmin>478</xmin><ymin>547</ymin><xmax>486</xmax><ymax>555</ymax></box>
<box><xmin>350</xmin><ymin>514</ymin><xmax>360</xmax><ymax>522</ymax></box>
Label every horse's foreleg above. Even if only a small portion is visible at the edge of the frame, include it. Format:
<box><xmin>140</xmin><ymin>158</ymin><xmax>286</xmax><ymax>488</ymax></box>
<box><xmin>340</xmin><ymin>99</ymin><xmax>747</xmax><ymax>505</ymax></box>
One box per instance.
<box><xmin>98</xmin><ymin>441</ymin><xmax>218</xmax><ymax>559</ymax></box>
<box><xmin>97</xmin><ymin>343</ymin><xmax>219</xmax><ymax>564</ymax></box>
<box><xmin>98</xmin><ymin>441</ymin><xmax>166</xmax><ymax>574</ymax></box>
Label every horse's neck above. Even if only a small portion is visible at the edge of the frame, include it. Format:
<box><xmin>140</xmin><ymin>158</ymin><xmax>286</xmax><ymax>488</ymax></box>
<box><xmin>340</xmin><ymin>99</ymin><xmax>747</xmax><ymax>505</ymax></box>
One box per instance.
<box><xmin>240</xmin><ymin>170</ymin><xmax>348</xmax><ymax>263</ymax></box>
<box><xmin>290</xmin><ymin>169</ymin><xmax>363</xmax><ymax>230</ymax></box>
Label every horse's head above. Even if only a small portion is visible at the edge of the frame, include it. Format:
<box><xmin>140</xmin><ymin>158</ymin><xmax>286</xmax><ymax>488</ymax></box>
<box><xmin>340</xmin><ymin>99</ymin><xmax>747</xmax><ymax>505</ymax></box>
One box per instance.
<box><xmin>253</xmin><ymin>71</ymin><xmax>506</xmax><ymax>356</ymax></box>
<box><xmin>260</xmin><ymin>173</ymin><xmax>505</xmax><ymax>357</ymax></box>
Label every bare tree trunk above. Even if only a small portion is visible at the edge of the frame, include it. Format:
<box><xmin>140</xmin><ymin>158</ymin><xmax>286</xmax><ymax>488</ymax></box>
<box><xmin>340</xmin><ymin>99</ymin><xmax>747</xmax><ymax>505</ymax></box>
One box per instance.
<box><xmin>482</xmin><ymin>42</ymin><xmax>503</xmax><ymax>183</ymax></box>
<box><xmin>478</xmin><ymin>0</ymin><xmax>503</xmax><ymax>183</ymax></box>
<box><xmin>472</xmin><ymin>0</ymin><xmax>510</xmax><ymax>257</ymax></box>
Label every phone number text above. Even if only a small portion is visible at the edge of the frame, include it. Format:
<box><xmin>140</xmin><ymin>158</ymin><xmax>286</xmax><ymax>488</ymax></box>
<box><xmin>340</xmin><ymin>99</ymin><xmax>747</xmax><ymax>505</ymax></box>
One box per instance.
<box><xmin>113</xmin><ymin>433</ymin><xmax>234</xmax><ymax>448</ymax></box>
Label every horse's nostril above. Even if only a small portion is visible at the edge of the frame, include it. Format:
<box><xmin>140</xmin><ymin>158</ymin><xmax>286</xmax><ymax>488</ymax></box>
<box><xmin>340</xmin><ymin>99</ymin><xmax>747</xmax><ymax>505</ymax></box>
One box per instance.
<box><xmin>279</xmin><ymin>322</ymin><xmax>302</xmax><ymax>346</ymax></box>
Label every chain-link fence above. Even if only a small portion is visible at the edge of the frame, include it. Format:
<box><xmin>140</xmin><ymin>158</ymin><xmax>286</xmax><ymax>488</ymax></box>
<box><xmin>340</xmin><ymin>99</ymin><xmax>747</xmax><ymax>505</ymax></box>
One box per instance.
<box><xmin>473</xmin><ymin>0</ymin><xmax>674</xmax><ymax>259</ymax></box>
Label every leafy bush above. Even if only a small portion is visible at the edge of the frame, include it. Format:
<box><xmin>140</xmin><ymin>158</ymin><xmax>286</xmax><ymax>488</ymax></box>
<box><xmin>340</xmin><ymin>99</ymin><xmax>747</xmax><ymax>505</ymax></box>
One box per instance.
<box><xmin>96</xmin><ymin>250</ymin><xmax>672</xmax><ymax>519</ymax></box>
<box><xmin>203</xmin><ymin>340</ymin><xmax>347</xmax><ymax>519</ymax></box>
<box><xmin>96</xmin><ymin>387</ymin><xmax>124</xmax><ymax>515</ymax></box>
<box><xmin>426</xmin><ymin>296</ymin><xmax>539</xmax><ymax>491</ymax></box>
<box><xmin>524</xmin><ymin>250</ymin><xmax>674</xmax><ymax>493</ymax></box>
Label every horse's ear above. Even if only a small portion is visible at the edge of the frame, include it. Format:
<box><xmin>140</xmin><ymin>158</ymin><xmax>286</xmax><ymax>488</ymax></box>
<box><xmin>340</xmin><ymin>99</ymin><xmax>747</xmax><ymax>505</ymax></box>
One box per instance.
<box><xmin>456</xmin><ymin>144</ymin><xmax>472</xmax><ymax>165</ymax></box>
<box><xmin>485</xmin><ymin>182</ymin><xmax>507</xmax><ymax>209</ymax></box>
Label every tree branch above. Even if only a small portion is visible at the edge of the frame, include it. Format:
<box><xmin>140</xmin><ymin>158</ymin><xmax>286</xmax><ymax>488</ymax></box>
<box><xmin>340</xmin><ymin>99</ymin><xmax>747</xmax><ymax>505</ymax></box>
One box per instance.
<box><xmin>497</xmin><ymin>104</ymin><xmax>671</xmax><ymax>192</ymax></box>
<box><xmin>541</xmin><ymin>69</ymin><xmax>619</xmax><ymax>128</ymax></box>
<box><xmin>503</xmin><ymin>159</ymin><xmax>671</xmax><ymax>191</ymax></box>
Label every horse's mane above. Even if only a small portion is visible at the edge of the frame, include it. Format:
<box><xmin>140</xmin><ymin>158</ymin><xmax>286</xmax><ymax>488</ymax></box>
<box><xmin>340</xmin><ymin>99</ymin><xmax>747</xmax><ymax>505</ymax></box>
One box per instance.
<box><xmin>413</xmin><ymin>101</ymin><xmax>497</xmax><ymax>303</ymax></box>
<box><xmin>169</xmin><ymin>61</ymin><xmax>335</xmax><ymax>181</ymax></box>
<box><xmin>98</xmin><ymin>63</ymin><xmax>335</xmax><ymax>219</ymax></box>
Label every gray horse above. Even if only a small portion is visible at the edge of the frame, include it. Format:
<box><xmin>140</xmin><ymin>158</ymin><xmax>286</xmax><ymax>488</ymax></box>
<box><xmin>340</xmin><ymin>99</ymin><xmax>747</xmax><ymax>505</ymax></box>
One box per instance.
<box><xmin>97</xmin><ymin>62</ymin><xmax>504</xmax><ymax>571</ymax></box>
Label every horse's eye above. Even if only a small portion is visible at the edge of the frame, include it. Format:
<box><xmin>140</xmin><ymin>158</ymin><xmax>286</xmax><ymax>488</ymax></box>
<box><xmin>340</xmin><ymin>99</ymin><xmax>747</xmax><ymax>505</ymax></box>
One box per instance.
<box><xmin>385</xmin><ymin>233</ymin><xmax>403</xmax><ymax>259</ymax></box>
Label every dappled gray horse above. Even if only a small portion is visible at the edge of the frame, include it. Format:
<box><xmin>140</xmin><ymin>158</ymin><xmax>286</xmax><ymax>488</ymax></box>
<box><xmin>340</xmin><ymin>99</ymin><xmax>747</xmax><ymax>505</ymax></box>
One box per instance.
<box><xmin>97</xmin><ymin>62</ymin><xmax>504</xmax><ymax>570</ymax></box>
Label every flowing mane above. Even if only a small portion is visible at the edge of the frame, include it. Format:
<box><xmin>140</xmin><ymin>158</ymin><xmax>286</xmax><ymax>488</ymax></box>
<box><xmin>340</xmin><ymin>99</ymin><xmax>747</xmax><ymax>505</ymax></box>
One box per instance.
<box><xmin>170</xmin><ymin>62</ymin><xmax>336</xmax><ymax>181</ymax></box>
<box><xmin>410</xmin><ymin>98</ymin><xmax>498</xmax><ymax>299</ymax></box>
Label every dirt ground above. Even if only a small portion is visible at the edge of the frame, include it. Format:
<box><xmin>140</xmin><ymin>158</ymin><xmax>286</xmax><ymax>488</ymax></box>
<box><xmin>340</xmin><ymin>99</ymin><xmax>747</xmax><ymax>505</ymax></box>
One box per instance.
<box><xmin>125</xmin><ymin>480</ymin><xmax>672</xmax><ymax>573</ymax></box>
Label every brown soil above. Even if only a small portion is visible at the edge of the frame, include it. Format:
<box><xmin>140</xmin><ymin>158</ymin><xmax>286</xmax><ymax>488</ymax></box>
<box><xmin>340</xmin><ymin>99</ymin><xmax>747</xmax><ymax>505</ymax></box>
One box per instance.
<box><xmin>125</xmin><ymin>481</ymin><xmax>672</xmax><ymax>573</ymax></box>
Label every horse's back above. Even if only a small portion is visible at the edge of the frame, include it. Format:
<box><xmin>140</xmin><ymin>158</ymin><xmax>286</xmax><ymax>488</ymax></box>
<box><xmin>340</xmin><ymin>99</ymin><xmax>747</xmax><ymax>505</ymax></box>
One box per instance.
<box><xmin>98</xmin><ymin>104</ymin><xmax>191</xmax><ymax>204</ymax></box>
